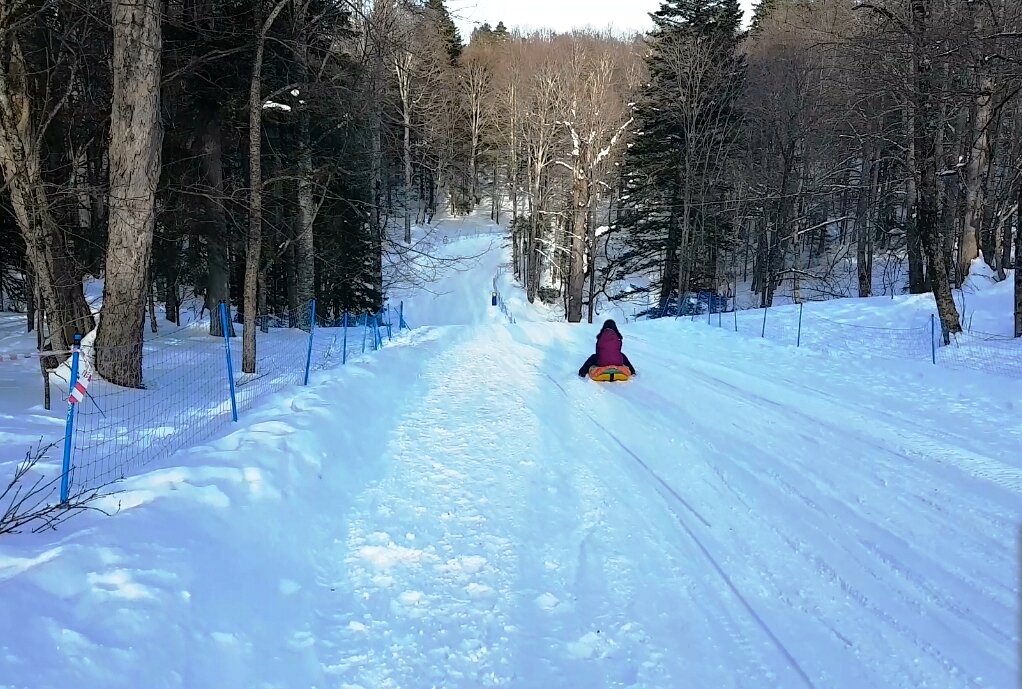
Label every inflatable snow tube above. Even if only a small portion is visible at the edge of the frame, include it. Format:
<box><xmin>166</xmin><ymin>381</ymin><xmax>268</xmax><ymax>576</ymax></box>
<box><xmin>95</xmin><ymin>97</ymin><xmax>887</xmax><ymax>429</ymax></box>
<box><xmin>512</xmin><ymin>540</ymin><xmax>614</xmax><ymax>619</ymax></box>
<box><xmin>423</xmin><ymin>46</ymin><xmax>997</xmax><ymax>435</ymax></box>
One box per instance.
<box><xmin>588</xmin><ymin>365</ymin><xmax>632</xmax><ymax>382</ymax></box>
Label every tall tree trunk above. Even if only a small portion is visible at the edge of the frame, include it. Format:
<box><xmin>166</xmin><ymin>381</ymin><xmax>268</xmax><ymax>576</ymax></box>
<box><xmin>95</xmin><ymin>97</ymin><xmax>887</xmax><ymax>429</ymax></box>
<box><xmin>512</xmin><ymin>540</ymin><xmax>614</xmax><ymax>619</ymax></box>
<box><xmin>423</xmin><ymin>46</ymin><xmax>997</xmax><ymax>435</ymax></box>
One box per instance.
<box><xmin>905</xmin><ymin>115</ymin><xmax>925</xmax><ymax>293</ymax></box>
<box><xmin>491</xmin><ymin>162</ymin><xmax>500</xmax><ymax>223</ymax></box>
<box><xmin>527</xmin><ymin>155</ymin><xmax>545</xmax><ymax>303</ymax></box>
<box><xmin>470</xmin><ymin>108</ymin><xmax>480</xmax><ymax>207</ymax></box>
<box><xmin>960</xmin><ymin>75</ymin><xmax>994</xmax><ymax>278</ymax></box>
<box><xmin>512</xmin><ymin>221</ymin><xmax>520</xmax><ymax>278</ymax></box>
<box><xmin>199</xmin><ymin>114</ymin><xmax>234</xmax><ymax>337</ymax></box>
<box><xmin>25</xmin><ymin>262</ymin><xmax>35</xmax><ymax>333</ymax></box>
<box><xmin>587</xmin><ymin>201</ymin><xmax>599</xmax><ymax>324</ymax></box>
<box><xmin>765</xmin><ymin>228</ymin><xmax>783</xmax><ymax>307</ymax></box>
<box><xmin>0</xmin><ymin>40</ymin><xmax>94</xmax><ymax>352</ymax></box>
<box><xmin>509</xmin><ymin>166</ymin><xmax>518</xmax><ymax>226</ymax></box>
<box><xmin>95</xmin><ymin>0</ymin><xmax>163</xmax><ymax>387</ymax></box>
<box><xmin>296</xmin><ymin>104</ymin><xmax>315</xmax><ymax>306</ymax></box>
<box><xmin>165</xmin><ymin>271</ymin><xmax>180</xmax><ymax>325</ymax></box>
<box><xmin>285</xmin><ymin>243</ymin><xmax>299</xmax><ymax>316</ymax></box>
<box><xmin>659</xmin><ymin>182</ymin><xmax>680</xmax><ymax>311</ymax></box>
<box><xmin>148</xmin><ymin>281</ymin><xmax>158</xmax><ymax>333</ymax></box>
<box><xmin>1015</xmin><ymin>175</ymin><xmax>1021</xmax><ymax>337</ymax></box>
<box><xmin>295</xmin><ymin>15</ymin><xmax>315</xmax><ymax>307</ymax></box>
<box><xmin>912</xmin><ymin>0</ymin><xmax>961</xmax><ymax>340</ymax></box>
<box><xmin>767</xmin><ymin>151</ymin><xmax>795</xmax><ymax>307</ymax></box>
<box><xmin>997</xmin><ymin>218</ymin><xmax>1011</xmax><ymax>282</ymax></box>
<box><xmin>676</xmin><ymin>148</ymin><xmax>694</xmax><ymax>301</ymax></box>
<box><xmin>244</xmin><ymin>0</ymin><xmax>291</xmax><ymax>374</ymax></box>
<box><xmin>856</xmin><ymin>142</ymin><xmax>874</xmax><ymax>298</ymax></box>
<box><xmin>754</xmin><ymin>223</ymin><xmax>767</xmax><ymax>305</ymax></box>
<box><xmin>257</xmin><ymin>270</ymin><xmax>268</xmax><ymax>333</ymax></box>
<box><xmin>402</xmin><ymin>103</ymin><xmax>412</xmax><ymax>242</ymax></box>
<box><xmin>394</xmin><ymin>52</ymin><xmax>413</xmax><ymax>243</ymax></box>
<box><xmin>566</xmin><ymin>159</ymin><xmax>588</xmax><ymax>323</ymax></box>
<box><xmin>368</xmin><ymin>3</ymin><xmax>385</xmax><ymax>302</ymax></box>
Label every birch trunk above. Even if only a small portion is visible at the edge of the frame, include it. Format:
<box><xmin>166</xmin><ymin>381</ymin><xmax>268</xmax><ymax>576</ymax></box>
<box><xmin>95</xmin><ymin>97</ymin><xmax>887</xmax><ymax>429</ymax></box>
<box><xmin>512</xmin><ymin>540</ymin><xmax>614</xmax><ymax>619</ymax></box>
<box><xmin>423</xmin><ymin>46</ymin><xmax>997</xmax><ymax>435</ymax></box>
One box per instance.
<box><xmin>95</xmin><ymin>0</ymin><xmax>163</xmax><ymax>387</ymax></box>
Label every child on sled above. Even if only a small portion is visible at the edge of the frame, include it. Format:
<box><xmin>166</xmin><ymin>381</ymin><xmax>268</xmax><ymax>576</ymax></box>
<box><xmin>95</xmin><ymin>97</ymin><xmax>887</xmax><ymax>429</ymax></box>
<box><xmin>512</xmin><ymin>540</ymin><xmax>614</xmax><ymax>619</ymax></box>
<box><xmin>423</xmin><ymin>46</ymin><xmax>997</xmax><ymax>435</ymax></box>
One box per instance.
<box><xmin>578</xmin><ymin>319</ymin><xmax>636</xmax><ymax>378</ymax></box>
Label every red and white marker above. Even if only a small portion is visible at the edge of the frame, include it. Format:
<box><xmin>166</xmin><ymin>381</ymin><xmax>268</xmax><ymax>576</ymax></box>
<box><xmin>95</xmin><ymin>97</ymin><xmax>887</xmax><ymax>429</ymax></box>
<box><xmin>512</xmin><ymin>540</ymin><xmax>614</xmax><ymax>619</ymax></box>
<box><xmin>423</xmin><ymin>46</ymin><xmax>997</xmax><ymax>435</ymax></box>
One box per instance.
<box><xmin>69</xmin><ymin>370</ymin><xmax>93</xmax><ymax>405</ymax></box>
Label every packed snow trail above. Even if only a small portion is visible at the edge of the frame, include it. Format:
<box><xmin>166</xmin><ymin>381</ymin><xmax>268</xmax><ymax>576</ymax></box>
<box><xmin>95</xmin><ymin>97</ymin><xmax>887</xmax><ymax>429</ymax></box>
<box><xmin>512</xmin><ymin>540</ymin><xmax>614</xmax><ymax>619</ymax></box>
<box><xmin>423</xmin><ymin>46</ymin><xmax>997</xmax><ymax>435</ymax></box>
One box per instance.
<box><xmin>1</xmin><ymin>218</ymin><xmax>1017</xmax><ymax>688</ymax></box>
<box><xmin>304</xmin><ymin>317</ymin><xmax>1017</xmax><ymax>689</ymax></box>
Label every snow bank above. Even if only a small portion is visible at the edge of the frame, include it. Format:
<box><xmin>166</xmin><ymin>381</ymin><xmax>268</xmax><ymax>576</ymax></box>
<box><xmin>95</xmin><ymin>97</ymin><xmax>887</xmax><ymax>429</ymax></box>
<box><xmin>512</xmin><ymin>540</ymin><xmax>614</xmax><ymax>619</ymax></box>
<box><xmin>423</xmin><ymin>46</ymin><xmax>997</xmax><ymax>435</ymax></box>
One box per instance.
<box><xmin>0</xmin><ymin>324</ymin><xmax>448</xmax><ymax>688</ymax></box>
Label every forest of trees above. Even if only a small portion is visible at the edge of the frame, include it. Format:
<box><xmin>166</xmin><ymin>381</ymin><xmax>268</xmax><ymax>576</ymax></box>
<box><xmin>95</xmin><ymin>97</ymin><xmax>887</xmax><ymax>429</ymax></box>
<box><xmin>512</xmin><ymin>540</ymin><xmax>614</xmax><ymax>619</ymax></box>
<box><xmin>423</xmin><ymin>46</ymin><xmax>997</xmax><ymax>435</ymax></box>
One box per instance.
<box><xmin>612</xmin><ymin>0</ymin><xmax>1022</xmax><ymax>343</ymax></box>
<box><xmin>0</xmin><ymin>0</ymin><xmax>1020</xmax><ymax>390</ymax></box>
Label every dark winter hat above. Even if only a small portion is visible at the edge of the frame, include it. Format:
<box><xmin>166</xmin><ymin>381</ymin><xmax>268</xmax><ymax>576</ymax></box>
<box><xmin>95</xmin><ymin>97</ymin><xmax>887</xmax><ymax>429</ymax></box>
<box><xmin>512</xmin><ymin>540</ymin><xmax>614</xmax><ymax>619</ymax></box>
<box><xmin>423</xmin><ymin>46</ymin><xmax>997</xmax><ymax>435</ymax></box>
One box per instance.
<box><xmin>601</xmin><ymin>319</ymin><xmax>620</xmax><ymax>335</ymax></box>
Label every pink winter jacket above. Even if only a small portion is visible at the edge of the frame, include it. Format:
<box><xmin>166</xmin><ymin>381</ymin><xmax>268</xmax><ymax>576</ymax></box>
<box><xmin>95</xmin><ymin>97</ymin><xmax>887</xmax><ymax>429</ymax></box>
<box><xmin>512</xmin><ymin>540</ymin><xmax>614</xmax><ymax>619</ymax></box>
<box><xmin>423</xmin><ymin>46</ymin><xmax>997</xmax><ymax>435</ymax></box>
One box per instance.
<box><xmin>595</xmin><ymin>328</ymin><xmax>625</xmax><ymax>366</ymax></box>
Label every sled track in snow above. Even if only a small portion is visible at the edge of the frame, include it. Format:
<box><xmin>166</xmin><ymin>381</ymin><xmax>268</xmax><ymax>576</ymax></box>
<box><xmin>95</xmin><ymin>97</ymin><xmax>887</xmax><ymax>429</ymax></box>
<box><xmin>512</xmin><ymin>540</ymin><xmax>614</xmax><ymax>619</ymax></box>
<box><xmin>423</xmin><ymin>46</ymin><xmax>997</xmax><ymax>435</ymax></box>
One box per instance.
<box><xmin>617</xmin><ymin>349</ymin><xmax>1013</xmax><ymax>683</ymax></box>
<box><xmin>541</xmin><ymin>371</ymin><xmax>817</xmax><ymax>689</ymax></box>
<box><xmin>539</xmin><ymin>372</ymin><xmax>707</xmax><ymax>523</ymax></box>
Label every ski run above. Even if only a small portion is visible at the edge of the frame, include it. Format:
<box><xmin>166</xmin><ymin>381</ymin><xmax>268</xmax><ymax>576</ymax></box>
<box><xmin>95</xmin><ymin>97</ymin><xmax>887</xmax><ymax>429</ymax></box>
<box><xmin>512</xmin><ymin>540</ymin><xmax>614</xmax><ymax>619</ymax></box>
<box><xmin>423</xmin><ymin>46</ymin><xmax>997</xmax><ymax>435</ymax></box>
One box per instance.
<box><xmin>1</xmin><ymin>217</ymin><xmax>1019</xmax><ymax>689</ymax></box>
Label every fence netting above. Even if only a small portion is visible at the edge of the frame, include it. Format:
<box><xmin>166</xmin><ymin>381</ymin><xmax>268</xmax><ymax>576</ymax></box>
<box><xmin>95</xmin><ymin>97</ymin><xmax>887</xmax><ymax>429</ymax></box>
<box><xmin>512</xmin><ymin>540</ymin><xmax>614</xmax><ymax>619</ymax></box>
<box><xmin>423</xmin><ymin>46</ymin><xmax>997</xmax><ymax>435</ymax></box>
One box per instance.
<box><xmin>61</xmin><ymin>299</ymin><xmax>409</xmax><ymax>498</ymax></box>
<box><xmin>690</xmin><ymin>300</ymin><xmax>1020</xmax><ymax>379</ymax></box>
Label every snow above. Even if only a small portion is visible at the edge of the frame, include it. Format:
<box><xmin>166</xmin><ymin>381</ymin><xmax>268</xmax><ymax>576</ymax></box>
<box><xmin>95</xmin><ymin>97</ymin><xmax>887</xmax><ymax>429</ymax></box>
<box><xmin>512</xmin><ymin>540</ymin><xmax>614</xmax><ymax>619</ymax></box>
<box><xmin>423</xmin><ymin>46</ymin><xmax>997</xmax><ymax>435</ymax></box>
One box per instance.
<box><xmin>683</xmin><ymin>258</ymin><xmax>1021</xmax><ymax>379</ymax></box>
<box><xmin>1</xmin><ymin>214</ymin><xmax>1019</xmax><ymax>688</ymax></box>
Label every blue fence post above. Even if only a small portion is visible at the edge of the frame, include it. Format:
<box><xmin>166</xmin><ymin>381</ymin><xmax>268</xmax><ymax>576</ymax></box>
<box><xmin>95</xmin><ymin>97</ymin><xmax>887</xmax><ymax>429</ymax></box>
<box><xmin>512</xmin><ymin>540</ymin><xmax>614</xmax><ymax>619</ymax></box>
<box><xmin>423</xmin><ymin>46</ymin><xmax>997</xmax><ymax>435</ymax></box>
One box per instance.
<box><xmin>930</xmin><ymin>313</ymin><xmax>937</xmax><ymax>364</ymax></box>
<box><xmin>342</xmin><ymin>311</ymin><xmax>349</xmax><ymax>364</ymax></box>
<box><xmin>59</xmin><ymin>333</ymin><xmax>82</xmax><ymax>503</ymax></box>
<box><xmin>761</xmin><ymin>306</ymin><xmax>768</xmax><ymax>338</ymax></box>
<box><xmin>385</xmin><ymin>307</ymin><xmax>392</xmax><ymax>340</ymax></box>
<box><xmin>219</xmin><ymin>302</ymin><xmax>239</xmax><ymax>422</ymax></box>
<box><xmin>362</xmin><ymin>315</ymin><xmax>369</xmax><ymax>353</ymax></box>
<box><xmin>303</xmin><ymin>298</ymin><xmax>317</xmax><ymax>386</ymax></box>
<box><xmin>797</xmin><ymin>303</ymin><xmax>804</xmax><ymax>347</ymax></box>
<box><xmin>399</xmin><ymin>301</ymin><xmax>406</xmax><ymax>330</ymax></box>
<box><xmin>375</xmin><ymin>316</ymin><xmax>383</xmax><ymax>349</ymax></box>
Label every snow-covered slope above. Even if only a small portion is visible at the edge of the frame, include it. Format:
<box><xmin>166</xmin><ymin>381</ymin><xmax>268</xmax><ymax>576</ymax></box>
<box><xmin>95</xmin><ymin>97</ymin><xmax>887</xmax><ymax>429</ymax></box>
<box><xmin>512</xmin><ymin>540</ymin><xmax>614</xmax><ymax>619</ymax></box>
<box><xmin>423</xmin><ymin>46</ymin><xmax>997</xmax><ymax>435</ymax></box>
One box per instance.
<box><xmin>387</xmin><ymin>211</ymin><xmax>559</xmax><ymax>327</ymax></box>
<box><xmin>0</xmin><ymin>216</ymin><xmax>1018</xmax><ymax>689</ymax></box>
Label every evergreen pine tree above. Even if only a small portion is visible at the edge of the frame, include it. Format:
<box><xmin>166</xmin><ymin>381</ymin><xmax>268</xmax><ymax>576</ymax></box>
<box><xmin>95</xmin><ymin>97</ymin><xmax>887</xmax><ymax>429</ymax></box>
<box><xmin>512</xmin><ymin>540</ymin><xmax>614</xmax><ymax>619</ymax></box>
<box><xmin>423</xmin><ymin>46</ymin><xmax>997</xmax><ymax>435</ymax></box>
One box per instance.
<box><xmin>748</xmin><ymin>0</ymin><xmax>777</xmax><ymax>34</ymax></box>
<box><xmin>612</xmin><ymin>0</ymin><xmax>745</xmax><ymax>313</ymax></box>
<box><xmin>426</xmin><ymin>0</ymin><xmax>464</xmax><ymax>63</ymax></box>
<box><xmin>471</xmin><ymin>22</ymin><xmax>493</xmax><ymax>43</ymax></box>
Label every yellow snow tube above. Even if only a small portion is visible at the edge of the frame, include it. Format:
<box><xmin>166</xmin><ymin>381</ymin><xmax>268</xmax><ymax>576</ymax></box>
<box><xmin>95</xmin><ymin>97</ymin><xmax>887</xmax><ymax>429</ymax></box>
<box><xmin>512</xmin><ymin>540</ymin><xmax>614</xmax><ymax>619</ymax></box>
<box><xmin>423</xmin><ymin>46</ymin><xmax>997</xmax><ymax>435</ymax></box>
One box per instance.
<box><xmin>588</xmin><ymin>365</ymin><xmax>632</xmax><ymax>382</ymax></box>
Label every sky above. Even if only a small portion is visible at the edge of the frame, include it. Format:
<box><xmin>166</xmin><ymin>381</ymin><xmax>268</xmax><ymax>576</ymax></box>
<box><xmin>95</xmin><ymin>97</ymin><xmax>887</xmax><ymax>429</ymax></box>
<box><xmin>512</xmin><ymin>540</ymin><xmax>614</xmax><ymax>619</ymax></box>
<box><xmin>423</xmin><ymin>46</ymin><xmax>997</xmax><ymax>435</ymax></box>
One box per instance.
<box><xmin>448</xmin><ymin>0</ymin><xmax>757</xmax><ymax>39</ymax></box>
